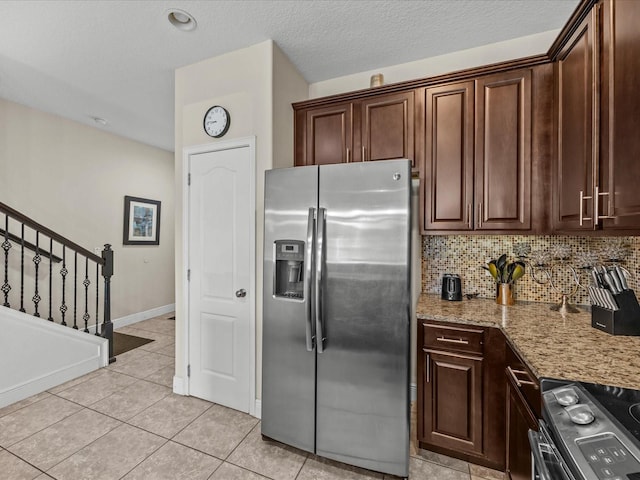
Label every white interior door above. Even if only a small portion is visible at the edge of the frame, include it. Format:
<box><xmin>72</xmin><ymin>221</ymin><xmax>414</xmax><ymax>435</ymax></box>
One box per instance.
<box><xmin>188</xmin><ymin>142</ymin><xmax>254</xmax><ymax>413</ymax></box>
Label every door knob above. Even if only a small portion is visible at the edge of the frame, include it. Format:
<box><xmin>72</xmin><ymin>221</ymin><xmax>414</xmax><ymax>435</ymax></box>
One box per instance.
<box><xmin>235</xmin><ymin>289</ymin><xmax>247</xmax><ymax>298</ymax></box>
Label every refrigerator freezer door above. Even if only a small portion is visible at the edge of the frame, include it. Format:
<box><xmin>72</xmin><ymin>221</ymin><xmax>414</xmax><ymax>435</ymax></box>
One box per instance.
<box><xmin>316</xmin><ymin>160</ymin><xmax>411</xmax><ymax>477</ymax></box>
<box><xmin>262</xmin><ymin>166</ymin><xmax>318</xmax><ymax>453</ymax></box>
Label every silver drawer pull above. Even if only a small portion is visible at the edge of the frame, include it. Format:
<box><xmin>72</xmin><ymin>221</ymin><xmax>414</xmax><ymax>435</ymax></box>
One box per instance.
<box><xmin>507</xmin><ymin>366</ymin><xmax>538</xmax><ymax>388</ymax></box>
<box><xmin>436</xmin><ymin>336</ymin><xmax>469</xmax><ymax>345</ymax></box>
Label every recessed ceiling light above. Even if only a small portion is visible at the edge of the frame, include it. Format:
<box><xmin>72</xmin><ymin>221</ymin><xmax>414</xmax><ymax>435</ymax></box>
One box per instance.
<box><xmin>167</xmin><ymin>9</ymin><xmax>197</xmax><ymax>32</ymax></box>
<box><xmin>91</xmin><ymin>116</ymin><xmax>108</xmax><ymax>126</ymax></box>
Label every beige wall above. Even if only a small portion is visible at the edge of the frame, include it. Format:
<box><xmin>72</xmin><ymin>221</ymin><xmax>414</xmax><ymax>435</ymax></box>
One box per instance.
<box><xmin>174</xmin><ymin>40</ymin><xmax>309</xmax><ymax>400</ymax></box>
<box><xmin>0</xmin><ymin>98</ymin><xmax>175</xmax><ymax>319</ymax></box>
<box><xmin>309</xmin><ymin>30</ymin><xmax>559</xmax><ymax>98</ymax></box>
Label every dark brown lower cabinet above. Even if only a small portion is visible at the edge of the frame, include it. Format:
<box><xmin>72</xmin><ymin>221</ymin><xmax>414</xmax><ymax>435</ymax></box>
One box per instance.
<box><xmin>422</xmin><ymin>350</ymin><xmax>483</xmax><ymax>454</ymax></box>
<box><xmin>418</xmin><ymin>321</ymin><xmax>506</xmax><ymax>470</ymax></box>
<box><xmin>505</xmin><ymin>343</ymin><xmax>540</xmax><ymax>480</ymax></box>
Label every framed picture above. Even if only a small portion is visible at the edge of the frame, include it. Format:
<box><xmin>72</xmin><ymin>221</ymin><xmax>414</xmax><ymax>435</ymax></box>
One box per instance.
<box><xmin>123</xmin><ymin>196</ymin><xmax>161</xmax><ymax>245</ymax></box>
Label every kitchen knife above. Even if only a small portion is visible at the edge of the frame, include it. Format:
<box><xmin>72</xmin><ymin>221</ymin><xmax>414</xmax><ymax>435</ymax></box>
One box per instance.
<box><xmin>602</xmin><ymin>269</ymin><xmax>621</xmax><ymax>294</ymax></box>
<box><xmin>591</xmin><ymin>268</ymin><xmax>602</xmax><ymax>288</ymax></box>
<box><xmin>609</xmin><ymin>267</ymin><xmax>625</xmax><ymax>293</ymax></box>
<box><xmin>593</xmin><ymin>287</ymin><xmax>606</xmax><ymax>308</ymax></box>
<box><xmin>588</xmin><ymin>287</ymin><xmax>601</xmax><ymax>307</ymax></box>
<box><xmin>602</xmin><ymin>288</ymin><xmax>619</xmax><ymax>311</ymax></box>
<box><xmin>615</xmin><ymin>265</ymin><xmax>629</xmax><ymax>290</ymax></box>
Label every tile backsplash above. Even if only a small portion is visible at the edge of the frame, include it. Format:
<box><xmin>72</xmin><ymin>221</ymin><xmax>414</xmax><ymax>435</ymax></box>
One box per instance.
<box><xmin>422</xmin><ymin>235</ymin><xmax>640</xmax><ymax>306</ymax></box>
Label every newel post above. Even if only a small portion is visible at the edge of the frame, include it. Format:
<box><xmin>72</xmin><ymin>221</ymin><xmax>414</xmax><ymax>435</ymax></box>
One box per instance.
<box><xmin>101</xmin><ymin>244</ymin><xmax>115</xmax><ymax>364</ymax></box>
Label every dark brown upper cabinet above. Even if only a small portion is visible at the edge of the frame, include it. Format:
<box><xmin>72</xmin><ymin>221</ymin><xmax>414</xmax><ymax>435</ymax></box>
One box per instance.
<box><xmin>360</xmin><ymin>91</ymin><xmax>415</xmax><ymax>167</ymax></box>
<box><xmin>553</xmin><ymin>0</ymin><xmax>640</xmax><ymax>232</ymax></box>
<box><xmin>599</xmin><ymin>0</ymin><xmax>640</xmax><ymax>230</ymax></box>
<box><xmin>422</xmin><ymin>81</ymin><xmax>475</xmax><ymax>231</ymax></box>
<box><xmin>294</xmin><ymin>91</ymin><xmax>416</xmax><ymax>170</ymax></box>
<box><xmin>553</xmin><ymin>7</ymin><xmax>597</xmax><ymax>231</ymax></box>
<box><xmin>296</xmin><ymin>103</ymin><xmax>353</xmax><ymax>166</ymax></box>
<box><xmin>475</xmin><ymin>70</ymin><xmax>532</xmax><ymax>231</ymax></box>
<box><xmin>422</xmin><ymin>68</ymin><xmax>534</xmax><ymax>233</ymax></box>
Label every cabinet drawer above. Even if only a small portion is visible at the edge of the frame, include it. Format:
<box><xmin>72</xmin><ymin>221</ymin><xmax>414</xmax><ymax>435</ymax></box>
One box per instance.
<box><xmin>423</xmin><ymin>323</ymin><xmax>484</xmax><ymax>354</ymax></box>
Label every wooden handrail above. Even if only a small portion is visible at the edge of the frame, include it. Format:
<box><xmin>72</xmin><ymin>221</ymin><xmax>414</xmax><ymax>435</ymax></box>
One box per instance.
<box><xmin>0</xmin><ymin>201</ymin><xmax>103</xmax><ymax>264</ymax></box>
<box><xmin>0</xmin><ymin>228</ymin><xmax>63</xmax><ymax>263</ymax></box>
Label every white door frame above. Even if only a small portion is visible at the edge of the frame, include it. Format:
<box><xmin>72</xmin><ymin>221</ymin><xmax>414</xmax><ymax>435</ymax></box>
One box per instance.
<box><xmin>181</xmin><ymin>136</ymin><xmax>256</xmax><ymax>416</ymax></box>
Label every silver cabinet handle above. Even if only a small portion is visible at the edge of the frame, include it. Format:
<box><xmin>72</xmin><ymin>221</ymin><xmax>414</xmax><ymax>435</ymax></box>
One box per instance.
<box><xmin>579</xmin><ymin>190</ymin><xmax>593</xmax><ymax>226</ymax></box>
<box><xmin>362</xmin><ymin>146</ymin><xmax>367</xmax><ymax>161</ymax></box>
<box><xmin>437</xmin><ymin>336</ymin><xmax>469</xmax><ymax>345</ymax></box>
<box><xmin>507</xmin><ymin>366</ymin><xmax>538</xmax><ymax>388</ymax></box>
<box><xmin>467</xmin><ymin>203</ymin><xmax>472</xmax><ymax>229</ymax></box>
<box><xmin>315</xmin><ymin>207</ymin><xmax>326</xmax><ymax>353</ymax></box>
<box><xmin>235</xmin><ymin>289</ymin><xmax>246</xmax><ymax>298</ymax></box>
<box><xmin>426</xmin><ymin>353</ymin><xmax>430</xmax><ymax>383</ymax></box>
<box><xmin>305</xmin><ymin>207</ymin><xmax>315</xmax><ymax>352</ymax></box>
<box><xmin>477</xmin><ymin>203</ymin><xmax>483</xmax><ymax>229</ymax></box>
<box><xmin>596</xmin><ymin>186</ymin><xmax>615</xmax><ymax>221</ymax></box>
<box><xmin>346</xmin><ymin>148</ymin><xmax>351</xmax><ymax>163</ymax></box>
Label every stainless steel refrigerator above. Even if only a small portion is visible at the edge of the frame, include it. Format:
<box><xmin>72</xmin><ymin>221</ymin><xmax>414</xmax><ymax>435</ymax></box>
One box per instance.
<box><xmin>262</xmin><ymin>159</ymin><xmax>411</xmax><ymax>477</ymax></box>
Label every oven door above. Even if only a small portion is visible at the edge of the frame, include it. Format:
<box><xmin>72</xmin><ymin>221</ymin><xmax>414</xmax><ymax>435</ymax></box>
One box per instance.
<box><xmin>528</xmin><ymin>421</ymin><xmax>578</xmax><ymax>480</ymax></box>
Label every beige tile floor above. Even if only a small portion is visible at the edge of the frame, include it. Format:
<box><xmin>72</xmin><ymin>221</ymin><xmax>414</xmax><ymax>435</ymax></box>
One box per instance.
<box><xmin>0</xmin><ymin>313</ymin><xmax>504</xmax><ymax>480</ymax></box>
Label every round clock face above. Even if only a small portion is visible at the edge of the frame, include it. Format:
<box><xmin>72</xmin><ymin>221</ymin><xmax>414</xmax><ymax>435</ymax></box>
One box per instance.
<box><xmin>203</xmin><ymin>106</ymin><xmax>230</xmax><ymax>138</ymax></box>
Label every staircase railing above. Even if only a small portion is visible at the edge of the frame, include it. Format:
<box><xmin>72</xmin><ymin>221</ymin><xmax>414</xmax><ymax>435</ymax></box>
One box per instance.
<box><xmin>0</xmin><ymin>201</ymin><xmax>114</xmax><ymax>363</ymax></box>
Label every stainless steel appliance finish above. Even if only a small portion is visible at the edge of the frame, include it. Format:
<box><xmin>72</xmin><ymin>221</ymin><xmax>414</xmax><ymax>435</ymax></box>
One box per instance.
<box><xmin>262</xmin><ymin>160</ymin><xmax>411</xmax><ymax>477</ymax></box>
<box><xmin>533</xmin><ymin>380</ymin><xmax>640</xmax><ymax>480</ymax></box>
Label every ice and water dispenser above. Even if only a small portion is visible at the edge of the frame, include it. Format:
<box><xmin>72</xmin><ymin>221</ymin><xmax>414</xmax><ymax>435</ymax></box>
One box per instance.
<box><xmin>273</xmin><ymin>240</ymin><xmax>305</xmax><ymax>300</ymax></box>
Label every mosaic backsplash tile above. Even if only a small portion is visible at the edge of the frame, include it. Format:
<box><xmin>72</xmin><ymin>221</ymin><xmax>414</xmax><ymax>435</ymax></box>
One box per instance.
<box><xmin>422</xmin><ymin>235</ymin><xmax>640</xmax><ymax>306</ymax></box>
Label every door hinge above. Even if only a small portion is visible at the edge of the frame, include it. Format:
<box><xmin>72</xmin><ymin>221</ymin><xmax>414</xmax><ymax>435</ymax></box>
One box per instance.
<box><xmin>187</xmin><ymin>269</ymin><xmax>191</xmax><ymax>281</ymax></box>
<box><xmin>187</xmin><ymin>365</ymin><xmax>191</xmax><ymax>377</ymax></box>
<box><xmin>187</xmin><ymin>173</ymin><xmax>191</xmax><ymax>186</ymax></box>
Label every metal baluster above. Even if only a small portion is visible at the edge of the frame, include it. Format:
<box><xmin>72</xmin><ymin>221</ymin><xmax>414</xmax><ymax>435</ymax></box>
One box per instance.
<box><xmin>73</xmin><ymin>251</ymin><xmax>78</xmax><ymax>329</ymax></box>
<box><xmin>48</xmin><ymin>237</ymin><xmax>53</xmax><ymax>321</ymax></box>
<box><xmin>60</xmin><ymin>246</ymin><xmax>67</xmax><ymax>326</ymax></box>
<box><xmin>2</xmin><ymin>215</ymin><xmax>11</xmax><ymax>307</ymax></box>
<box><xmin>32</xmin><ymin>232</ymin><xmax>41</xmax><ymax>317</ymax></box>
<box><xmin>83</xmin><ymin>257</ymin><xmax>90</xmax><ymax>333</ymax></box>
<box><xmin>95</xmin><ymin>263</ymin><xmax>100</xmax><ymax>336</ymax></box>
<box><xmin>20</xmin><ymin>224</ymin><xmax>25</xmax><ymax>312</ymax></box>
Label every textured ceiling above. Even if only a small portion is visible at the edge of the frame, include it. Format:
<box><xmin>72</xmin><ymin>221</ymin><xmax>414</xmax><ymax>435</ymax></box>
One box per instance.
<box><xmin>0</xmin><ymin>0</ymin><xmax>579</xmax><ymax>152</ymax></box>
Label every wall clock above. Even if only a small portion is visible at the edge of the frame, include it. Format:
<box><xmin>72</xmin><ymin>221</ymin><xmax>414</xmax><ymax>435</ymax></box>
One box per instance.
<box><xmin>203</xmin><ymin>105</ymin><xmax>230</xmax><ymax>138</ymax></box>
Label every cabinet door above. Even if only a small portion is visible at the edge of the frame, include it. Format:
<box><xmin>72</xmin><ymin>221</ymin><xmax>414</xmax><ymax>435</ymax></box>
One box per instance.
<box><xmin>554</xmin><ymin>9</ymin><xmax>597</xmax><ymax>231</ymax></box>
<box><xmin>422</xmin><ymin>82</ymin><xmax>474</xmax><ymax>231</ymax></box>
<box><xmin>505</xmin><ymin>372</ymin><xmax>538</xmax><ymax>480</ymax></box>
<box><xmin>304</xmin><ymin>103</ymin><xmax>353</xmax><ymax>166</ymax></box>
<box><xmin>475</xmin><ymin>70</ymin><xmax>531</xmax><ymax>230</ymax></box>
<box><xmin>359</xmin><ymin>91</ymin><xmax>415</xmax><ymax>167</ymax></box>
<box><xmin>421</xmin><ymin>350</ymin><xmax>483</xmax><ymax>455</ymax></box>
<box><xmin>601</xmin><ymin>0</ymin><xmax>640</xmax><ymax>229</ymax></box>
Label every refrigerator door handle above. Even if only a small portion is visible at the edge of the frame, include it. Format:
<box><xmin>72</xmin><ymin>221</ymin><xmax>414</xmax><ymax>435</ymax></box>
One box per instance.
<box><xmin>305</xmin><ymin>207</ymin><xmax>315</xmax><ymax>352</ymax></box>
<box><xmin>315</xmin><ymin>207</ymin><xmax>326</xmax><ymax>353</ymax></box>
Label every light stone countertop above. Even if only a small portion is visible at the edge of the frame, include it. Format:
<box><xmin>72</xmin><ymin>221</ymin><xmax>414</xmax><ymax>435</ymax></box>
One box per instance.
<box><xmin>416</xmin><ymin>293</ymin><xmax>640</xmax><ymax>390</ymax></box>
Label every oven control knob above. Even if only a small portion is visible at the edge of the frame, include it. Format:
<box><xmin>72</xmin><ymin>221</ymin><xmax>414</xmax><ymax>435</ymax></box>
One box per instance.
<box><xmin>553</xmin><ymin>387</ymin><xmax>579</xmax><ymax>406</ymax></box>
<box><xmin>565</xmin><ymin>404</ymin><xmax>595</xmax><ymax>425</ymax></box>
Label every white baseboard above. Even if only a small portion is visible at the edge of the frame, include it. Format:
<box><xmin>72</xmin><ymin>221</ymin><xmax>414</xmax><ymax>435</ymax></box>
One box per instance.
<box><xmin>172</xmin><ymin>375</ymin><xmax>187</xmax><ymax>395</ymax></box>
<box><xmin>254</xmin><ymin>399</ymin><xmax>261</xmax><ymax>419</ymax></box>
<box><xmin>113</xmin><ymin>304</ymin><xmax>175</xmax><ymax>330</ymax></box>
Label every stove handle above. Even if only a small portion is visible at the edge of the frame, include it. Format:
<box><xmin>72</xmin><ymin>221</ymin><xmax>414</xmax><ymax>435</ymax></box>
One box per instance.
<box><xmin>528</xmin><ymin>429</ymin><xmax>553</xmax><ymax>480</ymax></box>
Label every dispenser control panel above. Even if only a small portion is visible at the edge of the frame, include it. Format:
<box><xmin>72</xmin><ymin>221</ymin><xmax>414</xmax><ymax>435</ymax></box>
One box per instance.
<box><xmin>274</xmin><ymin>240</ymin><xmax>305</xmax><ymax>300</ymax></box>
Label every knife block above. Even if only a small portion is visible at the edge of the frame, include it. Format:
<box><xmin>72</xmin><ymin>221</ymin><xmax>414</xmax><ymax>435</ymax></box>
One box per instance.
<box><xmin>591</xmin><ymin>290</ymin><xmax>640</xmax><ymax>336</ymax></box>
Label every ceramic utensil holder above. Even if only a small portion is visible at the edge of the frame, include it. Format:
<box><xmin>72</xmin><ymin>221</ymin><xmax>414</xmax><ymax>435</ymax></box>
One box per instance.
<box><xmin>591</xmin><ymin>289</ymin><xmax>640</xmax><ymax>336</ymax></box>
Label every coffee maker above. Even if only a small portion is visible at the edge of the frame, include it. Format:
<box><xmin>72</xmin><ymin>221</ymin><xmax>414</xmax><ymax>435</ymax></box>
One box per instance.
<box><xmin>273</xmin><ymin>240</ymin><xmax>305</xmax><ymax>299</ymax></box>
<box><xmin>441</xmin><ymin>274</ymin><xmax>462</xmax><ymax>301</ymax></box>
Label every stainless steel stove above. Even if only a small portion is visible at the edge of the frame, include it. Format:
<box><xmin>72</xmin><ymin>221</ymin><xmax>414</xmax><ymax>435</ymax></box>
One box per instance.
<box><xmin>530</xmin><ymin>379</ymin><xmax>640</xmax><ymax>480</ymax></box>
